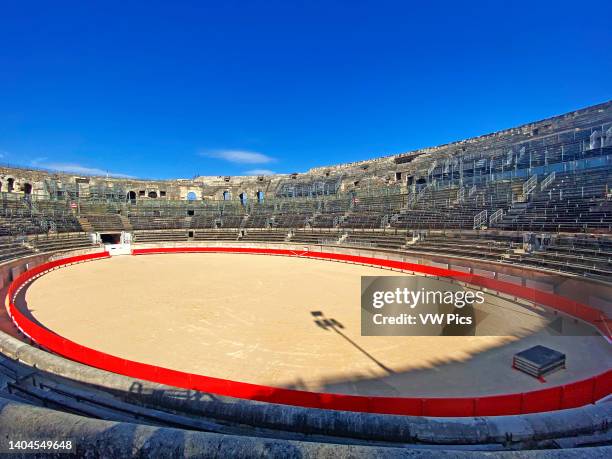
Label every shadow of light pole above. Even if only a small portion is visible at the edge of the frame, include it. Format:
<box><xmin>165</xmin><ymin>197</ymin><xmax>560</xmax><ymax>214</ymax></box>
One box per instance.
<box><xmin>311</xmin><ymin>311</ymin><xmax>395</xmax><ymax>374</ymax></box>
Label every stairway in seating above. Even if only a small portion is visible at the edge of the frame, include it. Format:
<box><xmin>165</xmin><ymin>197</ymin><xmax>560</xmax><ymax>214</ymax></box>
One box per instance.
<box><xmin>77</xmin><ymin>216</ymin><xmax>93</xmax><ymax>232</ymax></box>
<box><xmin>495</xmin><ymin>202</ymin><xmax>529</xmax><ymax>228</ymax></box>
<box><xmin>119</xmin><ymin>215</ymin><xmax>133</xmax><ymax>231</ymax></box>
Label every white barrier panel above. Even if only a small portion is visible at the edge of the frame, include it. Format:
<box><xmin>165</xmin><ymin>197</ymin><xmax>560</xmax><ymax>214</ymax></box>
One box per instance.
<box><xmin>106</xmin><ymin>244</ymin><xmax>131</xmax><ymax>256</ymax></box>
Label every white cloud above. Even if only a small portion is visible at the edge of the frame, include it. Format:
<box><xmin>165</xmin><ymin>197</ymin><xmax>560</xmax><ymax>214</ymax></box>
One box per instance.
<box><xmin>201</xmin><ymin>149</ymin><xmax>275</xmax><ymax>164</ymax></box>
<box><xmin>243</xmin><ymin>169</ymin><xmax>276</xmax><ymax>175</ymax></box>
<box><xmin>30</xmin><ymin>157</ymin><xmax>48</xmax><ymax>166</ymax></box>
<box><xmin>31</xmin><ymin>159</ymin><xmax>134</xmax><ymax>178</ymax></box>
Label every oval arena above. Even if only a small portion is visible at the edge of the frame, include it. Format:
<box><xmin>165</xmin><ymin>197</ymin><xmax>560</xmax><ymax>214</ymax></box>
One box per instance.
<box><xmin>14</xmin><ymin>249</ymin><xmax>610</xmax><ymax>400</ymax></box>
<box><xmin>1</xmin><ymin>102</ymin><xmax>611</xmax><ymax>456</ymax></box>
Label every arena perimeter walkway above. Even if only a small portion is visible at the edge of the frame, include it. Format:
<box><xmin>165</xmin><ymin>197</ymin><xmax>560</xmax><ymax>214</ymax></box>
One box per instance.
<box><xmin>23</xmin><ymin>253</ymin><xmax>611</xmax><ymax>397</ymax></box>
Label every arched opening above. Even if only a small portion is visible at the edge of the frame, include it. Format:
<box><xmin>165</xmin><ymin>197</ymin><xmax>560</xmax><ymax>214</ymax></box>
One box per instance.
<box><xmin>127</xmin><ymin>191</ymin><xmax>137</xmax><ymax>202</ymax></box>
<box><xmin>256</xmin><ymin>190</ymin><xmax>264</xmax><ymax>203</ymax></box>
<box><xmin>223</xmin><ymin>190</ymin><xmax>231</xmax><ymax>201</ymax></box>
<box><xmin>239</xmin><ymin>192</ymin><xmax>248</xmax><ymax>206</ymax></box>
<box><xmin>186</xmin><ymin>191</ymin><xmax>197</xmax><ymax>201</ymax></box>
<box><xmin>148</xmin><ymin>191</ymin><xmax>158</xmax><ymax>199</ymax></box>
<box><xmin>23</xmin><ymin>183</ymin><xmax>32</xmax><ymax>194</ymax></box>
<box><xmin>7</xmin><ymin>178</ymin><xmax>14</xmax><ymax>192</ymax></box>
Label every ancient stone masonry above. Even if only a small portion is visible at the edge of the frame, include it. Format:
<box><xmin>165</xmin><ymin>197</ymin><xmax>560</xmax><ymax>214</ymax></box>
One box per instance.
<box><xmin>1</xmin><ymin>101</ymin><xmax>610</xmax><ymax>203</ymax></box>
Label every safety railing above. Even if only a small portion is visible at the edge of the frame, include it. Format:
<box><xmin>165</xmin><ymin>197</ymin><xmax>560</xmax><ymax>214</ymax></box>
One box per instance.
<box><xmin>455</xmin><ymin>187</ymin><xmax>465</xmax><ymax>204</ymax></box>
<box><xmin>540</xmin><ymin>171</ymin><xmax>556</xmax><ymax>191</ymax></box>
<box><xmin>489</xmin><ymin>209</ymin><xmax>504</xmax><ymax>226</ymax></box>
<box><xmin>473</xmin><ymin>210</ymin><xmax>488</xmax><ymax>229</ymax></box>
<box><xmin>523</xmin><ymin>174</ymin><xmax>538</xmax><ymax>197</ymax></box>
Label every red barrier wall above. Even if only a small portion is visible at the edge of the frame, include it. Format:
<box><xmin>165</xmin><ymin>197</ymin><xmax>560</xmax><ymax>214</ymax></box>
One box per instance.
<box><xmin>5</xmin><ymin>247</ymin><xmax>612</xmax><ymax>417</ymax></box>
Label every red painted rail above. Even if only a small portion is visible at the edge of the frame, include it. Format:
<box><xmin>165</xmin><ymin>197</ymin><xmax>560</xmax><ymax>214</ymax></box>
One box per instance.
<box><xmin>5</xmin><ymin>247</ymin><xmax>612</xmax><ymax>417</ymax></box>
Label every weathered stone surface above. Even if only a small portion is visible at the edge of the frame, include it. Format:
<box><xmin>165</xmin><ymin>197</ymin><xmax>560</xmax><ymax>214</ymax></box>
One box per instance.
<box><xmin>1</xmin><ymin>329</ymin><xmax>611</xmax><ymax>447</ymax></box>
<box><xmin>1</xmin><ymin>101</ymin><xmax>610</xmax><ymax>201</ymax></box>
<box><xmin>1</xmin><ymin>398</ymin><xmax>612</xmax><ymax>458</ymax></box>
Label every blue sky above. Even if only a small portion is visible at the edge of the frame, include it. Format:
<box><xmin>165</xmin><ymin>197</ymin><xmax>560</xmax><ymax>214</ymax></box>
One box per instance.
<box><xmin>1</xmin><ymin>1</ymin><xmax>610</xmax><ymax>179</ymax></box>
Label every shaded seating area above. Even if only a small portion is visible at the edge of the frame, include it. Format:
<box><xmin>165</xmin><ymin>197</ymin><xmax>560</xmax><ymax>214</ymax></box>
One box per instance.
<box><xmin>240</xmin><ymin>230</ymin><xmax>288</xmax><ymax>242</ymax></box>
<box><xmin>341</xmin><ymin>213</ymin><xmax>384</xmax><ymax>229</ymax></box>
<box><xmin>407</xmin><ymin>233</ymin><xmax>517</xmax><ymax>261</ymax></box>
<box><xmin>192</xmin><ymin>230</ymin><xmax>239</xmax><ymax>241</ymax></box>
<box><xmin>133</xmin><ymin>230</ymin><xmax>189</xmax><ymax>243</ymax></box>
<box><xmin>343</xmin><ymin>232</ymin><xmax>407</xmax><ymax>249</ymax></box>
<box><xmin>289</xmin><ymin>230</ymin><xmax>342</xmax><ymax>244</ymax></box>
<box><xmin>84</xmin><ymin>214</ymin><xmax>125</xmax><ymax>232</ymax></box>
<box><xmin>0</xmin><ymin>239</ymin><xmax>34</xmax><ymax>262</ymax></box>
<box><xmin>506</xmin><ymin>235</ymin><xmax>612</xmax><ymax>281</ymax></box>
<box><xmin>129</xmin><ymin>216</ymin><xmax>187</xmax><ymax>230</ymax></box>
<box><xmin>189</xmin><ymin>214</ymin><xmax>218</xmax><ymax>229</ymax></box>
<box><xmin>28</xmin><ymin>233</ymin><xmax>96</xmax><ymax>252</ymax></box>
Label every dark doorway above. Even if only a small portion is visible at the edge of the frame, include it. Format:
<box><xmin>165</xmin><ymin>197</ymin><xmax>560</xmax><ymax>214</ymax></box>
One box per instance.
<box><xmin>148</xmin><ymin>191</ymin><xmax>158</xmax><ymax>199</ymax></box>
<box><xmin>187</xmin><ymin>209</ymin><xmax>195</xmax><ymax>216</ymax></box>
<box><xmin>127</xmin><ymin>191</ymin><xmax>137</xmax><ymax>202</ymax></box>
<box><xmin>100</xmin><ymin>233</ymin><xmax>121</xmax><ymax>244</ymax></box>
<box><xmin>23</xmin><ymin>183</ymin><xmax>32</xmax><ymax>194</ymax></box>
<box><xmin>7</xmin><ymin>178</ymin><xmax>14</xmax><ymax>192</ymax></box>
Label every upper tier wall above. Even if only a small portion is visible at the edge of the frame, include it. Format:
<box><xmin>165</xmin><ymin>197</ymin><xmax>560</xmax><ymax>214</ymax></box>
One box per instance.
<box><xmin>1</xmin><ymin>101</ymin><xmax>611</xmax><ymax>200</ymax></box>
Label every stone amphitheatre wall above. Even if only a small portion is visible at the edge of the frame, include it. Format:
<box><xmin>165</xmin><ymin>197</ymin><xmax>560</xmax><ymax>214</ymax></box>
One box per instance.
<box><xmin>1</xmin><ymin>101</ymin><xmax>610</xmax><ymax>202</ymax></box>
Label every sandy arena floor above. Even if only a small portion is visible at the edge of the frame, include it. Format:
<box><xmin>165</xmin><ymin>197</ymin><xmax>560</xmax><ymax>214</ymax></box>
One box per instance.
<box><xmin>23</xmin><ymin>253</ymin><xmax>612</xmax><ymax>397</ymax></box>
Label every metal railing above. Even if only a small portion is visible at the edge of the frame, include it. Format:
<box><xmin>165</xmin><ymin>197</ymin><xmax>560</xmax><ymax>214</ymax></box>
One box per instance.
<box><xmin>523</xmin><ymin>175</ymin><xmax>538</xmax><ymax>195</ymax></box>
<box><xmin>540</xmin><ymin>171</ymin><xmax>556</xmax><ymax>191</ymax></box>
<box><xmin>455</xmin><ymin>187</ymin><xmax>465</xmax><ymax>204</ymax></box>
<box><xmin>489</xmin><ymin>209</ymin><xmax>504</xmax><ymax>226</ymax></box>
<box><xmin>473</xmin><ymin>209</ymin><xmax>488</xmax><ymax>229</ymax></box>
